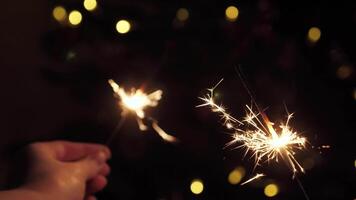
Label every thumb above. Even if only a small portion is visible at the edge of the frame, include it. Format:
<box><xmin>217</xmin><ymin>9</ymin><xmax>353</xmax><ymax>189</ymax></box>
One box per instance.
<box><xmin>76</xmin><ymin>150</ymin><xmax>109</xmax><ymax>180</ymax></box>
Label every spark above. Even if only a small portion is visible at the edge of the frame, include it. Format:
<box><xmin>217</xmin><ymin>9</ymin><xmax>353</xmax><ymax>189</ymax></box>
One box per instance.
<box><xmin>316</xmin><ymin>145</ymin><xmax>331</xmax><ymax>149</ymax></box>
<box><xmin>240</xmin><ymin>173</ymin><xmax>265</xmax><ymax>185</ymax></box>
<box><xmin>196</xmin><ymin>79</ymin><xmax>242</xmax><ymax>130</ymax></box>
<box><xmin>152</xmin><ymin>120</ymin><xmax>177</xmax><ymax>143</ymax></box>
<box><xmin>198</xmin><ymin>80</ymin><xmax>307</xmax><ymax>179</ymax></box>
<box><xmin>108</xmin><ymin>79</ymin><xmax>177</xmax><ymax>143</ymax></box>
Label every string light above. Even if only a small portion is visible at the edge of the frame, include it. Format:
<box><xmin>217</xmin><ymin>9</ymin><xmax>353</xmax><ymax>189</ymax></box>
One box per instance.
<box><xmin>307</xmin><ymin>27</ymin><xmax>321</xmax><ymax>43</ymax></box>
<box><xmin>264</xmin><ymin>183</ymin><xmax>279</xmax><ymax>197</ymax></box>
<box><xmin>83</xmin><ymin>0</ymin><xmax>97</xmax><ymax>11</ymax></box>
<box><xmin>116</xmin><ymin>20</ymin><xmax>131</xmax><ymax>34</ymax></box>
<box><xmin>225</xmin><ymin>6</ymin><xmax>239</xmax><ymax>22</ymax></box>
<box><xmin>190</xmin><ymin>179</ymin><xmax>204</xmax><ymax>195</ymax></box>
<box><xmin>68</xmin><ymin>10</ymin><xmax>83</xmax><ymax>26</ymax></box>
<box><xmin>336</xmin><ymin>65</ymin><xmax>353</xmax><ymax>80</ymax></box>
<box><xmin>228</xmin><ymin>167</ymin><xmax>245</xmax><ymax>185</ymax></box>
<box><xmin>52</xmin><ymin>6</ymin><xmax>67</xmax><ymax>22</ymax></box>
<box><xmin>176</xmin><ymin>8</ymin><xmax>189</xmax><ymax>22</ymax></box>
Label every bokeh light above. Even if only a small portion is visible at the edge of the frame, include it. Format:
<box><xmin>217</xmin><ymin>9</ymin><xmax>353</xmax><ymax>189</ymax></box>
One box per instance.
<box><xmin>336</xmin><ymin>65</ymin><xmax>353</xmax><ymax>79</ymax></box>
<box><xmin>353</xmin><ymin>89</ymin><xmax>356</xmax><ymax>101</ymax></box>
<box><xmin>52</xmin><ymin>6</ymin><xmax>67</xmax><ymax>22</ymax></box>
<box><xmin>68</xmin><ymin>10</ymin><xmax>83</xmax><ymax>26</ymax></box>
<box><xmin>116</xmin><ymin>20</ymin><xmax>131</xmax><ymax>34</ymax></box>
<box><xmin>190</xmin><ymin>179</ymin><xmax>204</xmax><ymax>195</ymax></box>
<box><xmin>83</xmin><ymin>0</ymin><xmax>97</xmax><ymax>11</ymax></box>
<box><xmin>307</xmin><ymin>27</ymin><xmax>321</xmax><ymax>43</ymax></box>
<box><xmin>354</xmin><ymin>159</ymin><xmax>356</xmax><ymax>168</ymax></box>
<box><xmin>176</xmin><ymin>8</ymin><xmax>189</xmax><ymax>22</ymax></box>
<box><xmin>264</xmin><ymin>183</ymin><xmax>279</xmax><ymax>197</ymax></box>
<box><xmin>66</xmin><ymin>51</ymin><xmax>76</xmax><ymax>61</ymax></box>
<box><xmin>228</xmin><ymin>166</ymin><xmax>245</xmax><ymax>185</ymax></box>
<box><xmin>225</xmin><ymin>6</ymin><xmax>239</xmax><ymax>22</ymax></box>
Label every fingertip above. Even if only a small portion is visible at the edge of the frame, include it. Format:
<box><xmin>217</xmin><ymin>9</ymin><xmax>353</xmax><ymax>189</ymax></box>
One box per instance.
<box><xmin>99</xmin><ymin>164</ymin><xmax>111</xmax><ymax>176</ymax></box>
<box><xmin>87</xmin><ymin>175</ymin><xmax>108</xmax><ymax>194</ymax></box>
<box><xmin>79</xmin><ymin>155</ymin><xmax>105</xmax><ymax>179</ymax></box>
<box><xmin>103</xmin><ymin>146</ymin><xmax>111</xmax><ymax>160</ymax></box>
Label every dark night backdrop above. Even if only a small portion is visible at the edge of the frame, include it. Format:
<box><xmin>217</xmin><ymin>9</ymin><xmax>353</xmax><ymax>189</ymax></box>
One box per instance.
<box><xmin>0</xmin><ymin>0</ymin><xmax>355</xmax><ymax>199</ymax></box>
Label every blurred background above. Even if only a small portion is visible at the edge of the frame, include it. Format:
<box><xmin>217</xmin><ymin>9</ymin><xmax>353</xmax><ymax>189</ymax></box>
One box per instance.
<box><xmin>0</xmin><ymin>0</ymin><xmax>355</xmax><ymax>199</ymax></box>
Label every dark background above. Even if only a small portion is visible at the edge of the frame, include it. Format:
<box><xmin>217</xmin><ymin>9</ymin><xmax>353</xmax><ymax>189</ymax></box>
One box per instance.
<box><xmin>0</xmin><ymin>0</ymin><xmax>355</xmax><ymax>199</ymax></box>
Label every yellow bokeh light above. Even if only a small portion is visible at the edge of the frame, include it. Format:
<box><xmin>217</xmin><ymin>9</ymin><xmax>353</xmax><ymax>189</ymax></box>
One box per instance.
<box><xmin>353</xmin><ymin>89</ymin><xmax>356</xmax><ymax>101</ymax></box>
<box><xmin>354</xmin><ymin>160</ymin><xmax>356</xmax><ymax>168</ymax></box>
<box><xmin>116</xmin><ymin>20</ymin><xmax>131</xmax><ymax>34</ymax></box>
<box><xmin>52</xmin><ymin>6</ymin><xmax>67</xmax><ymax>22</ymax></box>
<box><xmin>228</xmin><ymin>167</ymin><xmax>245</xmax><ymax>185</ymax></box>
<box><xmin>176</xmin><ymin>8</ymin><xmax>189</xmax><ymax>22</ymax></box>
<box><xmin>336</xmin><ymin>65</ymin><xmax>353</xmax><ymax>79</ymax></box>
<box><xmin>307</xmin><ymin>27</ymin><xmax>321</xmax><ymax>43</ymax></box>
<box><xmin>68</xmin><ymin>10</ymin><xmax>82</xmax><ymax>26</ymax></box>
<box><xmin>225</xmin><ymin>6</ymin><xmax>239</xmax><ymax>22</ymax></box>
<box><xmin>84</xmin><ymin>0</ymin><xmax>97</xmax><ymax>11</ymax></box>
<box><xmin>264</xmin><ymin>183</ymin><xmax>279</xmax><ymax>197</ymax></box>
<box><xmin>190</xmin><ymin>179</ymin><xmax>204</xmax><ymax>195</ymax></box>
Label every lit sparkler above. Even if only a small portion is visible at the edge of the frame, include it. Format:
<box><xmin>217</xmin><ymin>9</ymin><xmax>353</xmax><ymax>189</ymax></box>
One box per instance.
<box><xmin>107</xmin><ymin>79</ymin><xmax>177</xmax><ymax>144</ymax></box>
<box><xmin>198</xmin><ymin>79</ymin><xmax>307</xmax><ymax>179</ymax></box>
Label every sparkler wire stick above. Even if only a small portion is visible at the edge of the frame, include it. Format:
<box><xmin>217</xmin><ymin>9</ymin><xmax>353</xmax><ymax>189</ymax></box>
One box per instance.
<box><xmin>295</xmin><ymin>175</ymin><xmax>310</xmax><ymax>200</ymax></box>
<box><xmin>105</xmin><ymin>115</ymin><xmax>127</xmax><ymax>146</ymax></box>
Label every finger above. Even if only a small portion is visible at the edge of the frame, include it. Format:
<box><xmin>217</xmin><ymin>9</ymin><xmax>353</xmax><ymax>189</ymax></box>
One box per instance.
<box><xmin>48</xmin><ymin>141</ymin><xmax>111</xmax><ymax>162</ymax></box>
<box><xmin>86</xmin><ymin>175</ymin><xmax>108</xmax><ymax>194</ymax></box>
<box><xmin>27</xmin><ymin>142</ymin><xmax>55</xmax><ymax>161</ymax></box>
<box><xmin>98</xmin><ymin>163</ymin><xmax>111</xmax><ymax>176</ymax></box>
<box><xmin>85</xmin><ymin>195</ymin><xmax>97</xmax><ymax>200</ymax></box>
<box><xmin>77</xmin><ymin>151</ymin><xmax>109</xmax><ymax>180</ymax></box>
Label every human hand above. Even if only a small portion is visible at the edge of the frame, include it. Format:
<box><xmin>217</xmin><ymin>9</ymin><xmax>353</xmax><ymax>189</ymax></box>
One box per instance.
<box><xmin>21</xmin><ymin>141</ymin><xmax>111</xmax><ymax>200</ymax></box>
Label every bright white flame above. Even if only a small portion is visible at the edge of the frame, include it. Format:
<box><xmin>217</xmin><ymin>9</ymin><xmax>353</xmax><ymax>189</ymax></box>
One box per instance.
<box><xmin>108</xmin><ymin>79</ymin><xmax>176</xmax><ymax>143</ymax></box>
<box><xmin>108</xmin><ymin>79</ymin><xmax>161</xmax><ymax>119</ymax></box>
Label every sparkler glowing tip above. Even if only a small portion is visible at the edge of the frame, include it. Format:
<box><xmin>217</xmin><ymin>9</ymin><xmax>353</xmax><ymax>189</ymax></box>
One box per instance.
<box><xmin>108</xmin><ymin>79</ymin><xmax>162</xmax><ymax>118</ymax></box>
<box><xmin>108</xmin><ymin>79</ymin><xmax>176</xmax><ymax>143</ymax></box>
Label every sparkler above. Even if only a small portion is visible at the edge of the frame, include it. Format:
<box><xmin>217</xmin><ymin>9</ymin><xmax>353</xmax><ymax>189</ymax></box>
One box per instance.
<box><xmin>107</xmin><ymin>79</ymin><xmax>177</xmax><ymax>144</ymax></box>
<box><xmin>198</xmin><ymin>79</ymin><xmax>307</xmax><ymax>179</ymax></box>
